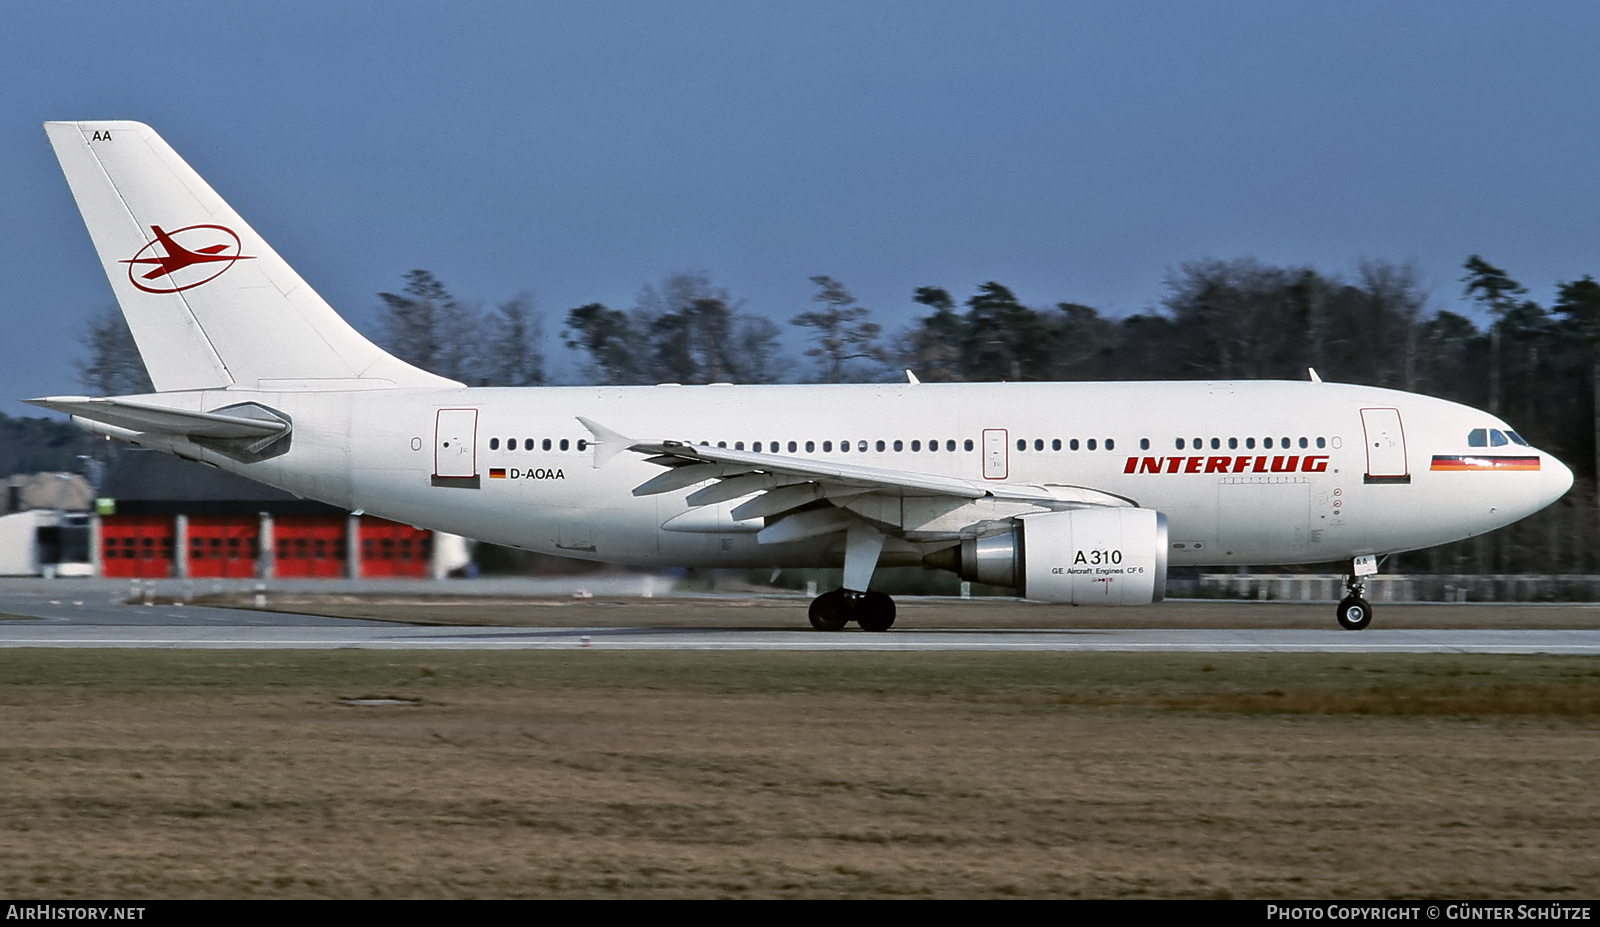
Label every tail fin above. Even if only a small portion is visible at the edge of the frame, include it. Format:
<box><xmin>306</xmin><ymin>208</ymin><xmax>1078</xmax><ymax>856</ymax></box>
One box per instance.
<box><xmin>45</xmin><ymin>121</ymin><xmax>459</xmax><ymax>393</ymax></box>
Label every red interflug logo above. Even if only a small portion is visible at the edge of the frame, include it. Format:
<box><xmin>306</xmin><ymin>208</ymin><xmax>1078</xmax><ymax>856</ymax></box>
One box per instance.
<box><xmin>1123</xmin><ymin>455</ymin><xmax>1330</xmax><ymax>475</ymax></box>
<box><xmin>120</xmin><ymin>224</ymin><xmax>255</xmax><ymax>293</ymax></box>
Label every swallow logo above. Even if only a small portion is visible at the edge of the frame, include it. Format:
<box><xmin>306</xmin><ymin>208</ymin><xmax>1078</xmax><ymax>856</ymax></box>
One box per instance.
<box><xmin>120</xmin><ymin>224</ymin><xmax>255</xmax><ymax>293</ymax></box>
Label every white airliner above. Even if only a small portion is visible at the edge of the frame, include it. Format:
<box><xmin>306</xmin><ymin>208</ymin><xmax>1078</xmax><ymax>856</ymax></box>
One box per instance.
<box><xmin>31</xmin><ymin>121</ymin><xmax>1574</xmax><ymax>631</ymax></box>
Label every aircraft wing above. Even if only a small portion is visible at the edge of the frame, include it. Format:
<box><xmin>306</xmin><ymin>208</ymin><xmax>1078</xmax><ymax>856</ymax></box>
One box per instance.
<box><xmin>579</xmin><ymin>416</ymin><xmax>1134</xmax><ymax>543</ymax></box>
<box><xmin>27</xmin><ymin>396</ymin><xmax>289</xmax><ymax>440</ymax></box>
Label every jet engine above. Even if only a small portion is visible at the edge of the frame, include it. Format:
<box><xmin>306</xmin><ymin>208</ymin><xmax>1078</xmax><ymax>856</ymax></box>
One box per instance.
<box><xmin>928</xmin><ymin>508</ymin><xmax>1168</xmax><ymax>605</ymax></box>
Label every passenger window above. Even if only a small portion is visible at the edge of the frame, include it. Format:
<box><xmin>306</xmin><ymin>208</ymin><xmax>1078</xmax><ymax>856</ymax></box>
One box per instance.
<box><xmin>823</xmin><ymin>441</ymin><xmax>832</xmax><ymax>452</ymax></box>
<box><xmin>560</xmin><ymin>439</ymin><xmax>570</xmax><ymax>451</ymax></box>
<box><xmin>1193</xmin><ymin>437</ymin><xmax>1202</xmax><ymax>449</ymax></box>
<box><xmin>841</xmin><ymin>441</ymin><xmax>850</xmax><ymax>453</ymax></box>
<box><xmin>1071</xmin><ymin>439</ymin><xmax>1080</xmax><ymax>451</ymax></box>
<box><xmin>912</xmin><ymin>440</ymin><xmax>921</xmax><ymax>451</ymax></box>
<box><xmin>948</xmin><ymin>440</ymin><xmax>958</xmax><ymax>452</ymax></box>
<box><xmin>1087</xmin><ymin>438</ymin><xmax>1098</xmax><ymax>451</ymax></box>
<box><xmin>789</xmin><ymin>441</ymin><xmax>798</xmax><ymax>453</ymax></box>
<box><xmin>893</xmin><ymin>440</ymin><xmax>903</xmax><ymax>452</ymax></box>
<box><xmin>577</xmin><ymin>440</ymin><xmax>588</xmax><ymax>451</ymax></box>
<box><xmin>718</xmin><ymin>441</ymin><xmax>727</xmax><ymax>448</ymax></box>
<box><xmin>1264</xmin><ymin>437</ymin><xmax>1273</xmax><ymax>449</ymax></box>
<box><xmin>1228</xmin><ymin>437</ymin><xmax>1237</xmax><ymax>450</ymax></box>
<box><xmin>1210</xmin><ymin>437</ymin><xmax>1220</xmax><ymax>450</ymax></box>
<box><xmin>876</xmin><ymin>440</ymin><xmax>886</xmax><ymax>452</ymax></box>
<box><xmin>1140</xmin><ymin>438</ymin><xmax>1150</xmax><ymax>450</ymax></box>
<box><xmin>1246</xmin><ymin>437</ymin><xmax>1256</xmax><ymax>449</ymax></box>
<box><xmin>1176</xmin><ymin>438</ymin><xmax>1185</xmax><ymax>450</ymax></box>
<box><xmin>490</xmin><ymin>438</ymin><xmax>500</xmax><ymax>450</ymax></box>
<box><xmin>1281</xmin><ymin>437</ymin><xmax>1290</xmax><ymax>448</ymax></box>
<box><xmin>1016</xmin><ymin>439</ymin><xmax>1026</xmax><ymax>451</ymax></box>
<box><xmin>1299</xmin><ymin>437</ymin><xmax>1308</xmax><ymax>449</ymax></box>
<box><xmin>805</xmin><ymin>441</ymin><xmax>815</xmax><ymax>452</ymax></box>
<box><xmin>540</xmin><ymin>439</ymin><xmax>549</xmax><ymax>451</ymax></box>
<box><xmin>1033</xmin><ymin>439</ymin><xmax>1043</xmax><ymax>451</ymax></box>
<box><xmin>1490</xmin><ymin>430</ymin><xmax>1509</xmax><ymax>447</ymax></box>
<box><xmin>1105</xmin><ymin>438</ymin><xmax>1114</xmax><ymax>451</ymax></box>
<box><xmin>735</xmin><ymin>442</ymin><xmax>745</xmax><ymax>451</ymax></box>
<box><xmin>963</xmin><ymin>439</ymin><xmax>973</xmax><ymax>451</ymax></box>
<box><xmin>1052</xmin><ymin>439</ymin><xmax>1061</xmax><ymax>451</ymax></box>
<box><xmin>1316</xmin><ymin>437</ymin><xmax>1325</xmax><ymax>449</ymax></box>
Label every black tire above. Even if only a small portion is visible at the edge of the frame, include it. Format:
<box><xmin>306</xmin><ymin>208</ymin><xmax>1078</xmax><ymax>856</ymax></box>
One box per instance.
<box><xmin>1336</xmin><ymin>596</ymin><xmax>1373</xmax><ymax>631</ymax></box>
<box><xmin>856</xmin><ymin>591</ymin><xmax>897</xmax><ymax>632</ymax></box>
<box><xmin>808</xmin><ymin>590</ymin><xmax>849</xmax><ymax>631</ymax></box>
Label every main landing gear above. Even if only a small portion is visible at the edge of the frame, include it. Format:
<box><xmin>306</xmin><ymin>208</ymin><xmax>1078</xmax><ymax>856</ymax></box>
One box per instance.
<box><xmin>808</xmin><ymin>522</ymin><xmax>896</xmax><ymax>631</ymax></box>
<box><xmin>1336</xmin><ymin>574</ymin><xmax>1373</xmax><ymax>631</ymax></box>
<box><xmin>808</xmin><ymin>589</ymin><xmax>897</xmax><ymax>632</ymax></box>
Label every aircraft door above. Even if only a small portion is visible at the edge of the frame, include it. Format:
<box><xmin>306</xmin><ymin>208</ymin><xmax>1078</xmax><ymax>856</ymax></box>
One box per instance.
<box><xmin>1360</xmin><ymin>407</ymin><xmax>1410</xmax><ymax>484</ymax></box>
<box><xmin>983</xmin><ymin>429</ymin><xmax>1008</xmax><ymax>480</ymax></box>
<box><xmin>434</xmin><ymin>408</ymin><xmax>479</xmax><ymax>480</ymax></box>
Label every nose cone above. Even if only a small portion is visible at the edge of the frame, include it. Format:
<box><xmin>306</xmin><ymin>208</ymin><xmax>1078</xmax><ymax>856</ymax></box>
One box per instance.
<box><xmin>1543</xmin><ymin>454</ymin><xmax>1575</xmax><ymax>508</ymax></box>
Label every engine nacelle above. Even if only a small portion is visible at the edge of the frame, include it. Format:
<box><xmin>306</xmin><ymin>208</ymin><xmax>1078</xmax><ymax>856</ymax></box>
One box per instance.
<box><xmin>942</xmin><ymin>508</ymin><xmax>1168</xmax><ymax>605</ymax></box>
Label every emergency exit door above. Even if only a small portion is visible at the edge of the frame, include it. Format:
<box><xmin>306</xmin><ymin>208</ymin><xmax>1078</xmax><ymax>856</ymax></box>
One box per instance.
<box><xmin>983</xmin><ymin>429</ymin><xmax>1008</xmax><ymax>480</ymax></box>
<box><xmin>433</xmin><ymin>408</ymin><xmax>480</xmax><ymax>486</ymax></box>
<box><xmin>1360</xmin><ymin>407</ymin><xmax>1410</xmax><ymax>484</ymax></box>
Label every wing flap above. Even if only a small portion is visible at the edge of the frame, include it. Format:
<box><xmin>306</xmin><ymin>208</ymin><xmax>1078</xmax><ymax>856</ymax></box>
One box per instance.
<box><xmin>578</xmin><ymin>417</ymin><xmax>1138</xmax><ymax>543</ymax></box>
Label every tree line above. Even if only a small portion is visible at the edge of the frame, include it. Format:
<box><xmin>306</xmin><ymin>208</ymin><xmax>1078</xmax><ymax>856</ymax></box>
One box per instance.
<box><xmin>70</xmin><ymin>255</ymin><xmax>1600</xmax><ymax>576</ymax></box>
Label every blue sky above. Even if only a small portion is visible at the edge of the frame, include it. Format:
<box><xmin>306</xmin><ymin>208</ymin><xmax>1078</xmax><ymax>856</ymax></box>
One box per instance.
<box><xmin>4</xmin><ymin>2</ymin><xmax>1598</xmax><ymax>414</ymax></box>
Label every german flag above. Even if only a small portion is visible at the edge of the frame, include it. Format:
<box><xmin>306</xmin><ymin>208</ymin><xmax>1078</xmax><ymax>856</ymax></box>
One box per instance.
<box><xmin>1430</xmin><ymin>455</ymin><xmax>1540</xmax><ymax>472</ymax></box>
<box><xmin>489</xmin><ymin>468</ymin><xmax>507</xmax><ymax>479</ymax></box>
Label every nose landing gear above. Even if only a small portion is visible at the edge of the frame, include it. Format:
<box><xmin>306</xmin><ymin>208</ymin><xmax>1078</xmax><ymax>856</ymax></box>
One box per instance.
<box><xmin>1336</xmin><ymin>574</ymin><xmax>1373</xmax><ymax>631</ymax></box>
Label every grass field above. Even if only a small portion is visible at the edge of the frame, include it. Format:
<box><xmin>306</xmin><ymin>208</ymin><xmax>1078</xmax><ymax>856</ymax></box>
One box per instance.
<box><xmin>0</xmin><ymin>648</ymin><xmax>1596</xmax><ymax>898</ymax></box>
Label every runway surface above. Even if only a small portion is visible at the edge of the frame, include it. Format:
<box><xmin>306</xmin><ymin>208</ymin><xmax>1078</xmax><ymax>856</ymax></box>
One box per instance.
<box><xmin>3</xmin><ymin>584</ymin><xmax>1599</xmax><ymax>652</ymax></box>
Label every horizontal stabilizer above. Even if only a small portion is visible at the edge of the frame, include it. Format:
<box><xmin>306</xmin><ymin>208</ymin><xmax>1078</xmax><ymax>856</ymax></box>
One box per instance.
<box><xmin>26</xmin><ymin>396</ymin><xmax>288</xmax><ymax>439</ymax></box>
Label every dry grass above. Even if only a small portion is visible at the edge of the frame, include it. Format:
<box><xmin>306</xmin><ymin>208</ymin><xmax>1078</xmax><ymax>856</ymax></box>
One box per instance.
<box><xmin>0</xmin><ymin>650</ymin><xmax>1596</xmax><ymax>898</ymax></box>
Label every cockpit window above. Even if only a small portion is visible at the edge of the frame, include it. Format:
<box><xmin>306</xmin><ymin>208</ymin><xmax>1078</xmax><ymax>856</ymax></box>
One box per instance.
<box><xmin>1470</xmin><ymin>426</ymin><xmax>1531</xmax><ymax>448</ymax></box>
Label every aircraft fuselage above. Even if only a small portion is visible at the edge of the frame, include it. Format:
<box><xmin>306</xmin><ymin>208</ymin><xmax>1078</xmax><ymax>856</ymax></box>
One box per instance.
<box><xmin>110</xmin><ymin>378</ymin><xmax>1572</xmax><ymax>573</ymax></box>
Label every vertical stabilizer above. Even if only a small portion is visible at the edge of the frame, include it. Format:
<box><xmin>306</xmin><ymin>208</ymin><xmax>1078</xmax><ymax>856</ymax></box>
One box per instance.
<box><xmin>45</xmin><ymin>121</ymin><xmax>460</xmax><ymax>393</ymax></box>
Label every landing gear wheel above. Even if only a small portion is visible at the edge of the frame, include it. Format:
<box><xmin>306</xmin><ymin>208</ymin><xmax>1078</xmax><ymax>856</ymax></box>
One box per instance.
<box><xmin>855</xmin><ymin>591</ymin><xmax>896</xmax><ymax>632</ymax></box>
<box><xmin>808</xmin><ymin>589</ymin><xmax>849</xmax><ymax>631</ymax></box>
<box><xmin>1336</xmin><ymin>596</ymin><xmax>1373</xmax><ymax>631</ymax></box>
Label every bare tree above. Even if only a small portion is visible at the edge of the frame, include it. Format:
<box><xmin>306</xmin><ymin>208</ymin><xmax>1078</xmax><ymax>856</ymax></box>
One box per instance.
<box><xmin>376</xmin><ymin>270</ymin><xmax>481</xmax><ymax>382</ymax></box>
<box><xmin>792</xmin><ymin>275</ymin><xmax>887</xmax><ymax>382</ymax></box>
<box><xmin>76</xmin><ymin>306</ymin><xmax>153</xmax><ymax>396</ymax></box>
<box><xmin>481</xmin><ymin>294</ymin><xmax>545</xmax><ymax>386</ymax></box>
